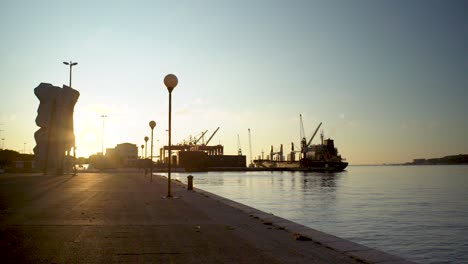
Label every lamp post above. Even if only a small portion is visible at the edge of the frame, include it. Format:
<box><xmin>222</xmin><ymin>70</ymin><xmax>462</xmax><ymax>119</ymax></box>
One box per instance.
<box><xmin>64</xmin><ymin>61</ymin><xmax>78</xmax><ymax>173</ymax></box>
<box><xmin>140</xmin><ymin>145</ymin><xmax>144</xmax><ymax>159</ymax></box>
<box><xmin>101</xmin><ymin>115</ymin><xmax>107</xmax><ymax>155</ymax></box>
<box><xmin>164</xmin><ymin>74</ymin><xmax>178</xmax><ymax>198</ymax></box>
<box><xmin>63</xmin><ymin>61</ymin><xmax>78</xmax><ymax>88</ymax></box>
<box><xmin>144</xmin><ymin>136</ymin><xmax>149</xmax><ymax>158</ymax></box>
<box><xmin>149</xmin><ymin>120</ymin><xmax>156</xmax><ymax>181</ymax></box>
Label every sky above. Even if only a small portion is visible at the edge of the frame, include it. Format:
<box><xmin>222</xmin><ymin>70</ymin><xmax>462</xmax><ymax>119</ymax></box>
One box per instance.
<box><xmin>0</xmin><ymin>0</ymin><xmax>467</xmax><ymax>164</ymax></box>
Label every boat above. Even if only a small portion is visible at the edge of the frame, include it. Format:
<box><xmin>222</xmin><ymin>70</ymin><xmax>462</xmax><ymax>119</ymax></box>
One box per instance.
<box><xmin>253</xmin><ymin>116</ymin><xmax>348</xmax><ymax>172</ymax></box>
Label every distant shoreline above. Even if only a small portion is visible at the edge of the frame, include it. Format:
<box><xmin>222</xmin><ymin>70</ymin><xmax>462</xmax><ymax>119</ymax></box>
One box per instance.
<box><xmin>351</xmin><ymin>154</ymin><xmax>468</xmax><ymax>166</ymax></box>
<box><xmin>350</xmin><ymin>163</ymin><xmax>468</xmax><ymax>167</ymax></box>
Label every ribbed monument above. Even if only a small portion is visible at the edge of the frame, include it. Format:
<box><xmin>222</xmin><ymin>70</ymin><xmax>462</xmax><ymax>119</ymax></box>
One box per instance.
<box><xmin>33</xmin><ymin>83</ymin><xmax>80</xmax><ymax>175</ymax></box>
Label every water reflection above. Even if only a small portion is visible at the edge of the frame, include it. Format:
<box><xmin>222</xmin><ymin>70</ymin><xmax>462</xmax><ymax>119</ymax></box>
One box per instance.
<box><xmin>172</xmin><ymin>166</ymin><xmax>468</xmax><ymax>263</ymax></box>
<box><xmin>172</xmin><ymin>171</ymin><xmax>345</xmax><ymax>222</ymax></box>
<box><xmin>302</xmin><ymin>171</ymin><xmax>342</xmax><ymax>190</ymax></box>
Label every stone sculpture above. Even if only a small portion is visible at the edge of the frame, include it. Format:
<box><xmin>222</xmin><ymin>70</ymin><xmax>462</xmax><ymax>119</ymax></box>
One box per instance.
<box><xmin>33</xmin><ymin>83</ymin><xmax>80</xmax><ymax>174</ymax></box>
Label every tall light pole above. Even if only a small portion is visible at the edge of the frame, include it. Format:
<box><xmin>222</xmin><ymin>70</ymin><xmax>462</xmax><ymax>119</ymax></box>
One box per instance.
<box><xmin>144</xmin><ymin>136</ymin><xmax>149</xmax><ymax>158</ymax></box>
<box><xmin>63</xmin><ymin>61</ymin><xmax>78</xmax><ymax>174</ymax></box>
<box><xmin>63</xmin><ymin>61</ymin><xmax>78</xmax><ymax>88</ymax></box>
<box><xmin>164</xmin><ymin>74</ymin><xmax>178</xmax><ymax>198</ymax></box>
<box><xmin>149</xmin><ymin>121</ymin><xmax>156</xmax><ymax>181</ymax></box>
<box><xmin>140</xmin><ymin>145</ymin><xmax>144</xmax><ymax>159</ymax></box>
<box><xmin>101</xmin><ymin>115</ymin><xmax>107</xmax><ymax>155</ymax></box>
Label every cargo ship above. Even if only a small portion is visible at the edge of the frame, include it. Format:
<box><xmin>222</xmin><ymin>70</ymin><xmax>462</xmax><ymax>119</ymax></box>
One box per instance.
<box><xmin>253</xmin><ymin>117</ymin><xmax>348</xmax><ymax>172</ymax></box>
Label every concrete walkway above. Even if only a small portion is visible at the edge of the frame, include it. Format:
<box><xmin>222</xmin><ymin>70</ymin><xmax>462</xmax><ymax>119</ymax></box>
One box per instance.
<box><xmin>0</xmin><ymin>171</ymin><xmax>414</xmax><ymax>263</ymax></box>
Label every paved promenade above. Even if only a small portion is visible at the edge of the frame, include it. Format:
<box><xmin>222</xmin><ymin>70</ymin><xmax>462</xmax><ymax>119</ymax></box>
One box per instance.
<box><xmin>0</xmin><ymin>171</ymin><xmax>413</xmax><ymax>263</ymax></box>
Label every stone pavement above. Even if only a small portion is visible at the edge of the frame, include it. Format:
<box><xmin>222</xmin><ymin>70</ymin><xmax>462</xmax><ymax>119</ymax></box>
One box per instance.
<box><xmin>0</xmin><ymin>171</ymin><xmax>414</xmax><ymax>263</ymax></box>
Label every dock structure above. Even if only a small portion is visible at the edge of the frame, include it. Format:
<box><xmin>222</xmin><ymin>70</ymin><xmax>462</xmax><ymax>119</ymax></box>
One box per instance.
<box><xmin>0</xmin><ymin>171</ymin><xmax>414</xmax><ymax>263</ymax></box>
<box><xmin>159</xmin><ymin>144</ymin><xmax>246</xmax><ymax>171</ymax></box>
<box><xmin>160</xmin><ymin>144</ymin><xmax>225</xmax><ymax>163</ymax></box>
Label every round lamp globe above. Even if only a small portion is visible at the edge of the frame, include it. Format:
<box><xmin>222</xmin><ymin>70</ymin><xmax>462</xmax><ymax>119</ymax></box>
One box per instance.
<box><xmin>164</xmin><ymin>74</ymin><xmax>178</xmax><ymax>92</ymax></box>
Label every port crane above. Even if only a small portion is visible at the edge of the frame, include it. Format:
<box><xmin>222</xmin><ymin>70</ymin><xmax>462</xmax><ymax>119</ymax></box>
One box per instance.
<box><xmin>204</xmin><ymin>127</ymin><xmax>220</xmax><ymax>146</ymax></box>
<box><xmin>179</xmin><ymin>128</ymin><xmax>218</xmax><ymax>146</ymax></box>
<box><xmin>248</xmin><ymin>128</ymin><xmax>253</xmax><ymax>166</ymax></box>
<box><xmin>194</xmin><ymin>130</ymin><xmax>208</xmax><ymax>145</ymax></box>
<box><xmin>300</xmin><ymin>114</ymin><xmax>306</xmax><ymax>149</ymax></box>
<box><xmin>307</xmin><ymin>122</ymin><xmax>322</xmax><ymax>147</ymax></box>
<box><xmin>237</xmin><ymin>134</ymin><xmax>242</xmax><ymax>155</ymax></box>
<box><xmin>299</xmin><ymin>114</ymin><xmax>322</xmax><ymax>158</ymax></box>
<box><xmin>179</xmin><ymin>129</ymin><xmax>207</xmax><ymax>145</ymax></box>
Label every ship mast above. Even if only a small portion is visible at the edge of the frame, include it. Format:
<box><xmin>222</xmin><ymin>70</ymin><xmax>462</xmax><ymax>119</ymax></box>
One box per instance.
<box><xmin>237</xmin><ymin>134</ymin><xmax>242</xmax><ymax>155</ymax></box>
<box><xmin>299</xmin><ymin>114</ymin><xmax>307</xmax><ymax>158</ymax></box>
<box><xmin>248</xmin><ymin>128</ymin><xmax>253</xmax><ymax>167</ymax></box>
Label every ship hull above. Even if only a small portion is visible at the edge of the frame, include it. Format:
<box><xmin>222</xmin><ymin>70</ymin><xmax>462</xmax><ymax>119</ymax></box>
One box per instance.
<box><xmin>253</xmin><ymin>159</ymin><xmax>348</xmax><ymax>172</ymax></box>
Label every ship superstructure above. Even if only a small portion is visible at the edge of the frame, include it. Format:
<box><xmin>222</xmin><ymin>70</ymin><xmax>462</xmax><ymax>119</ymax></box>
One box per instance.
<box><xmin>253</xmin><ymin>115</ymin><xmax>348</xmax><ymax>172</ymax></box>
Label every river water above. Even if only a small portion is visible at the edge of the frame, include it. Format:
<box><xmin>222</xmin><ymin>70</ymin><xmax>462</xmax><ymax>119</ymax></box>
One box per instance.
<box><xmin>168</xmin><ymin>165</ymin><xmax>468</xmax><ymax>263</ymax></box>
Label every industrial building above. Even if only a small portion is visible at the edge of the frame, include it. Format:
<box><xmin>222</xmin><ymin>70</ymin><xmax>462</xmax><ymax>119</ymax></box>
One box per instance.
<box><xmin>102</xmin><ymin>143</ymin><xmax>138</xmax><ymax>167</ymax></box>
<box><xmin>158</xmin><ymin>128</ymin><xmax>246</xmax><ymax>171</ymax></box>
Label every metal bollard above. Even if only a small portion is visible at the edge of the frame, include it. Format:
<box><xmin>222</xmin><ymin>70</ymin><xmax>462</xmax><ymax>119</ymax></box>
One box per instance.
<box><xmin>187</xmin><ymin>175</ymin><xmax>193</xmax><ymax>190</ymax></box>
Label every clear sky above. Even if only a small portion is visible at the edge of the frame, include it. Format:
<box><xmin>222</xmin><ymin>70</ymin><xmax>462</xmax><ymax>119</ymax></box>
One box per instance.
<box><xmin>1</xmin><ymin>0</ymin><xmax>467</xmax><ymax>164</ymax></box>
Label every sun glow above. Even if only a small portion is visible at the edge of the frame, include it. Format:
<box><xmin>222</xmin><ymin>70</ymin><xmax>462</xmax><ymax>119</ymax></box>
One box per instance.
<box><xmin>85</xmin><ymin>132</ymin><xmax>97</xmax><ymax>143</ymax></box>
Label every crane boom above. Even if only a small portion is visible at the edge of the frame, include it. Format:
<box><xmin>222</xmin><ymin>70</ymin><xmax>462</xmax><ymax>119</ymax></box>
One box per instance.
<box><xmin>205</xmin><ymin>127</ymin><xmax>220</xmax><ymax>145</ymax></box>
<box><xmin>299</xmin><ymin>114</ymin><xmax>305</xmax><ymax>142</ymax></box>
<box><xmin>194</xmin><ymin>130</ymin><xmax>208</xmax><ymax>144</ymax></box>
<box><xmin>248</xmin><ymin>128</ymin><xmax>253</xmax><ymax>166</ymax></box>
<box><xmin>307</xmin><ymin>122</ymin><xmax>322</xmax><ymax>147</ymax></box>
<box><xmin>237</xmin><ymin>134</ymin><xmax>242</xmax><ymax>155</ymax></box>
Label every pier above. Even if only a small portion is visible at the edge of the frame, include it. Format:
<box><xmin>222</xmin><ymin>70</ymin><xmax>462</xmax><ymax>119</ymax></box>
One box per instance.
<box><xmin>0</xmin><ymin>171</ymin><xmax>414</xmax><ymax>263</ymax></box>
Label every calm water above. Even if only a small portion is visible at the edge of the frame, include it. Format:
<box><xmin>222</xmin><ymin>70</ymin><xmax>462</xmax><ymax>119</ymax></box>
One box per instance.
<box><xmin>169</xmin><ymin>165</ymin><xmax>468</xmax><ymax>264</ymax></box>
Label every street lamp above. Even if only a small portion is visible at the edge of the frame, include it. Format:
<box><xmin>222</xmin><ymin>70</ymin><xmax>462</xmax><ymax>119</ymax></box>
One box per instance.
<box><xmin>149</xmin><ymin>120</ymin><xmax>156</xmax><ymax>181</ymax></box>
<box><xmin>144</xmin><ymin>136</ymin><xmax>149</xmax><ymax>158</ymax></box>
<box><xmin>63</xmin><ymin>61</ymin><xmax>78</xmax><ymax>175</ymax></box>
<box><xmin>63</xmin><ymin>61</ymin><xmax>78</xmax><ymax>88</ymax></box>
<box><xmin>164</xmin><ymin>74</ymin><xmax>178</xmax><ymax>198</ymax></box>
<box><xmin>101</xmin><ymin>115</ymin><xmax>107</xmax><ymax>155</ymax></box>
<box><xmin>140</xmin><ymin>144</ymin><xmax>144</xmax><ymax>159</ymax></box>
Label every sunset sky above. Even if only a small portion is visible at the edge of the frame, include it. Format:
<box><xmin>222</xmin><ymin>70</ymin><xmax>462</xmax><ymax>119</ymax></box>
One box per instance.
<box><xmin>1</xmin><ymin>0</ymin><xmax>466</xmax><ymax>164</ymax></box>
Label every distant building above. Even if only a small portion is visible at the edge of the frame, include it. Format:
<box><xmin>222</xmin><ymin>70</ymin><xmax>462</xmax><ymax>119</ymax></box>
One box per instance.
<box><xmin>12</xmin><ymin>154</ymin><xmax>36</xmax><ymax>172</ymax></box>
<box><xmin>108</xmin><ymin>143</ymin><xmax>138</xmax><ymax>167</ymax></box>
<box><xmin>90</xmin><ymin>143</ymin><xmax>139</xmax><ymax>168</ymax></box>
<box><xmin>14</xmin><ymin>160</ymin><xmax>35</xmax><ymax>170</ymax></box>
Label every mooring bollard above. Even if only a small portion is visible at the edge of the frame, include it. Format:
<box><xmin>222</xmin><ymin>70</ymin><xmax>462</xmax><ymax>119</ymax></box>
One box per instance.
<box><xmin>187</xmin><ymin>175</ymin><xmax>193</xmax><ymax>190</ymax></box>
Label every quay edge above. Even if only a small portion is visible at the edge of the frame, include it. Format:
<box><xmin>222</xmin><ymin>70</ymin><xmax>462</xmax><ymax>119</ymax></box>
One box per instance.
<box><xmin>168</xmin><ymin>175</ymin><xmax>417</xmax><ymax>264</ymax></box>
